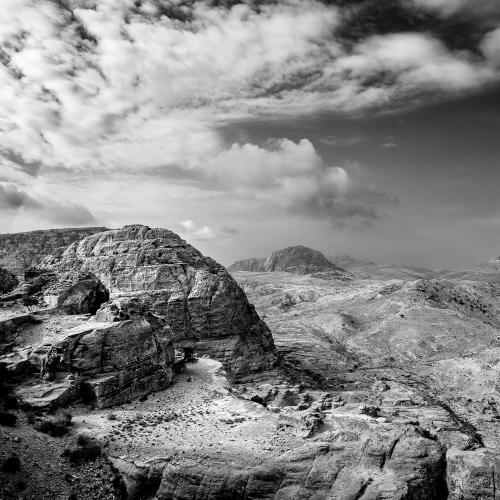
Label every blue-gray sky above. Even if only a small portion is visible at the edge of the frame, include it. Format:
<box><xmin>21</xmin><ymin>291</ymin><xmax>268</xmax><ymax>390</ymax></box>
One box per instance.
<box><xmin>1</xmin><ymin>0</ymin><xmax>500</xmax><ymax>268</ymax></box>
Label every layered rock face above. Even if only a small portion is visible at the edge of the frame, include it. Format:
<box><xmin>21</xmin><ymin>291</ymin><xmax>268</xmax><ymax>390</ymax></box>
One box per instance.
<box><xmin>44</xmin><ymin>225</ymin><xmax>276</xmax><ymax>377</ymax></box>
<box><xmin>229</xmin><ymin>245</ymin><xmax>349</xmax><ymax>279</ymax></box>
<box><xmin>2</xmin><ymin>312</ymin><xmax>175</xmax><ymax>408</ymax></box>
<box><xmin>0</xmin><ymin>227</ymin><xmax>107</xmax><ymax>276</ymax></box>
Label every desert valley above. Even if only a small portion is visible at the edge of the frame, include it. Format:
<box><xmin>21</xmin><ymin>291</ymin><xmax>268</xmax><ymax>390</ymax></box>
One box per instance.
<box><xmin>0</xmin><ymin>225</ymin><xmax>499</xmax><ymax>499</ymax></box>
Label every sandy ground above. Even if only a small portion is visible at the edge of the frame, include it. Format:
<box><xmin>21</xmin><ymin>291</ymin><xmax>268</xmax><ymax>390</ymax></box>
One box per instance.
<box><xmin>74</xmin><ymin>358</ymin><xmax>303</xmax><ymax>465</ymax></box>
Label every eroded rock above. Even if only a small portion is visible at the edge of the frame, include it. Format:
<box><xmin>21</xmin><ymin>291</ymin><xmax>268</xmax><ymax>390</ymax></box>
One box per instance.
<box><xmin>43</xmin><ymin>225</ymin><xmax>276</xmax><ymax>377</ymax></box>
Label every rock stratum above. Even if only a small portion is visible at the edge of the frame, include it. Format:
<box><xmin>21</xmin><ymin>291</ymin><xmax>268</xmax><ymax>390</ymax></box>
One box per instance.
<box><xmin>0</xmin><ymin>227</ymin><xmax>107</xmax><ymax>276</ymax></box>
<box><xmin>229</xmin><ymin>245</ymin><xmax>350</xmax><ymax>280</ymax></box>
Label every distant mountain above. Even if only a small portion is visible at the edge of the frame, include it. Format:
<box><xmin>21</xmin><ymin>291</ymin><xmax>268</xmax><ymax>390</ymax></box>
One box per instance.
<box><xmin>439</xmin><ymin>256</ymin><xmax>500</xmax><ymax>285</ymax></box>
<box><xmin>327</xmin><ymin>252</ymin><xmax>373</xmax><ymax>269</ymax></box>
<box><xmin>229</xmin><ymin>245</ymin><xmax>349</xmax><ymax>279</ymax></box>
<box><xmin>0</xmin><ymin>227</ymin><xmax>107</xmax><ymax>276</ymax></box>
<box><xmin>326</xmin><ymin>252</ymin><xmax>436</xmax><ymax>281</ymax></box>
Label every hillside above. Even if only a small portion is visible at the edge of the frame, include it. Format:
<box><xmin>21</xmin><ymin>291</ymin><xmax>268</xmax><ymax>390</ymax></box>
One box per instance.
<box><xmin>0</xmin><ymin>227</ymin><xmax>107</xmax><ymax>276</ymax></box>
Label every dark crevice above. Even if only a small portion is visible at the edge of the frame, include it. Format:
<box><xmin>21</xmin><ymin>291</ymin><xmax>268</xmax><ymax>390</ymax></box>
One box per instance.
<box><xmin>354</xmin><ymin>477</ymin><xmax>373</xmax><ymax>500</ymax></box>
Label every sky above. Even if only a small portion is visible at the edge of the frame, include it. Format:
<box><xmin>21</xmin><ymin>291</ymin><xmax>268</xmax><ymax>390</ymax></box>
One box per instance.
<box><xmin>0</xmin><ymin>0</ymin><xmax>500</xmax><ymax>269</ymax></box>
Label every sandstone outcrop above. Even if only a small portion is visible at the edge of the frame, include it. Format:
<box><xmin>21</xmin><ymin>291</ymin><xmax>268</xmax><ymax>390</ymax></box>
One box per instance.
<box><xmin>0</xmin><ymin>227</ymin><xmax>106</xmax><ymax>276</ymax></box>
<box><xmin>229</xmin><ymin>245</ymin><xmax>350</xmax><ymax>280</ymax></box>
<box><xmin>11</xmin><ymin>315</ymin><xmax>175</xmax><ymax>409</ymax></box>
<box><xmin>43</xmin><ymin>225</ymin><xmax>276</xmax><ymax>377</ymax></box>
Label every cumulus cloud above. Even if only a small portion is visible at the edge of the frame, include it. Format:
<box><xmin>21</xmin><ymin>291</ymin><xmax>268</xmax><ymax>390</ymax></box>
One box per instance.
<box><xmin>0</xmin><ymin>182</ymin><xmax>98</xmax><ymax>225</ymax></box>
<box><xmin>179</xmin><ymin>220</ymin><xmax>238</xmax><ymax>241</ymax></box>
<box><xmin>482</xmin><ymin>28</ymin><xmax>500</xmax><ymax>64</ymax></box>
<box><xmin>204</xmin><ymin>138</ymin><xmax>396</xmax><ymax>222</ymax></box>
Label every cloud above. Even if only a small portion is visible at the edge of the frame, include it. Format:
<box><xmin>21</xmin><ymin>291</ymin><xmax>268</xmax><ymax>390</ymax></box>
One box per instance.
<box><xmin>0</xmin><ymin>183</ymin><xmax>43</xmax><ymax>210</ymax></box>
<box><xmin>0</xmin><ymin>182</ymin><xmax>98</xmax><ymax>225</ymax></box>
<box><xmin>179</xmin><ymin>220</ymin><xmax>238</xmax><ymax>241</ymax></box>
<box><xmin>204</xmin><ymin>138</ymin><xmax>396</xmax><ymax>222</ymax></box>
<box><xmin>482</xmin><ymin>28</ymin><xmax>500</xmax><ymax>64</ymax></box>
<box><xmin>0</xmin><ymin>0</ymin><xmax>499</xmax><ymax>177</ymax></box>
<box><xmin>381</xmin><ymin>142</ymin><xmax>398</xmax><ymax>149</ymax></box>
<box><xmin>319</xmin><ymin>136</ymin><xmax>370</xmax><ymax>147</ymax></box>
<box><xmin>410</xmin><ymin>0</ymin><xmax>500</xmax><ymax>18</ymax></box>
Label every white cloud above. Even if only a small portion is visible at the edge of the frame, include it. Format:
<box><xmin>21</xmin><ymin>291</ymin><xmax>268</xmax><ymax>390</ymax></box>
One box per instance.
<box><xmin>0</xmin><ymin>0</ymin><xmax>499</xmax><ymax>177</ymax></box>
<box><xmin>179</xmin><ymin>220</ymin><xmax>238</xmax><ymax>241</ymax></box>
<box><xmin>205</xmin><ymin>138</ymin><xmax>395</xmax><ymax>222</ymax></box>
<box><xmin>482</xmin><ymin>28</ymin><xmax>500</xmax><ymax>64</ymax></box>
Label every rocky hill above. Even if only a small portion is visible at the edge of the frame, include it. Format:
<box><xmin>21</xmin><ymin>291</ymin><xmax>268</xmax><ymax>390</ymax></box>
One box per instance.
<box><xmin>0</xmin><ymin>227</ymin><xmax>107</xmax><ymax>276</ymax></box>
<box><xmin>42</xmin><ymin>224</ymin><xmax>276</xmax><ymax>378</ymax></box>
<box><xmin>229</xmin><ymin>245</ymin><xmax>349</xmax><ymax>279</ymax></box>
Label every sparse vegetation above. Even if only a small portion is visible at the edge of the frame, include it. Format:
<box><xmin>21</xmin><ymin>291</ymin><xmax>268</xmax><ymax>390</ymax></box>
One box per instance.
<box><xmin>183</xmin><ymin>346</ymin><xmax>198</xmax><ymax>364</ymax></box>
<box><xmin>2</xmin><ymin>455</ymin><xmax>21</xmax><ymax>473</ymax></box>
<box><xmin>33</xmin><ymin>409</ymin><xmax>73</xmax><ymax>437</ymax></box>
<box><xmin>63</xmin><ymin>434</ymin><xmax>103</xmax><ymax>464</ymax></box>
<box><xmin>0</xmin><ymin>411</ymin><xmax>17</xmax><ymax>427</ymax></box>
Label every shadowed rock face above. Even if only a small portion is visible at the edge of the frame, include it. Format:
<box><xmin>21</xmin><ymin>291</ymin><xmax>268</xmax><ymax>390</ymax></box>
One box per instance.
<box><xmin>43</xmin><ymin>225</ymin><xmax>276</xmax><ymax>377</ymax></box>
<box><xmin>229</xmin><ymin>245</ymin><xmax>349</xmax><ymax>279</ymax></box>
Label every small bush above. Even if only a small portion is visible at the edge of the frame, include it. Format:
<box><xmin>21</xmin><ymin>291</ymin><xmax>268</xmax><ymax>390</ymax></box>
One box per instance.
<box><xmin>2</xmin><ymin>455</ymin><xmax>21</xmax><ymax>473</ymax></box>
<box><xmin>64</xmin><ymin>435</ymin><xmax>102</xmax><ymax>465</ymax></box>
<box><xmin>183</xmin><ymin>346</ymin><xmax>198</xmax><ymax>364</ymax></box>
<box><xmin>0</xmin><ymin>411</ymin><xmax>17</xmax><ymax>427</ymax></box>
<box><xmin>4</xmin><ymin>394</ymin><xmax>18</xmax><ymax>410</ymax></box>
<box><xmin>26</xmin><ymin>411</ymin><xmax>36</xmax><ymax>424</ymax></box>
<box><xmin>15</xmin><ymin>479</ymin><xmax>27</xmax><ymax>490</ymax></box>
<box><xmin>76</xmin><ymin>433</ymin><xmax>92</xmax><ymax>446</ymax></box>
<box><xmin>34</xmin><ymin>409</ymin><xmax>73</xmax><ymax>437</ymax></box>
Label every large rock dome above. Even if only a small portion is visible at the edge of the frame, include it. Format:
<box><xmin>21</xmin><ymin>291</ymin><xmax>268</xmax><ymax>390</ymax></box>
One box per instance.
<box><xmin>44</xmin><ymin>225</ymin><xmax>276</xmax><ymax>377</ymax></box>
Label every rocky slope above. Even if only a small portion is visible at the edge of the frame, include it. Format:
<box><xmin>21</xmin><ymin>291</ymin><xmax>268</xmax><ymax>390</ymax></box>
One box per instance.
<box><xmin>0</xmin><ymin>227</ymin><xmax>107</xmax><ymax>276</ymax></box>
<box><xmin>233</xmin><ymin>270</ymin><xmax>500</xmax><ymax>499</ymax></box>
<box><xmin>229</xmin><ymin>245</ymin><xmax>350</xmax><ymax>279</ymax></box>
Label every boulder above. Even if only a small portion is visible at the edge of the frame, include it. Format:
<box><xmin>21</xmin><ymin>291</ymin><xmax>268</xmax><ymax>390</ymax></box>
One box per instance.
<box><xmin>43</xmin><ymin>225</ymin><xmax>276</xmax><ymax>377</ymax></box>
